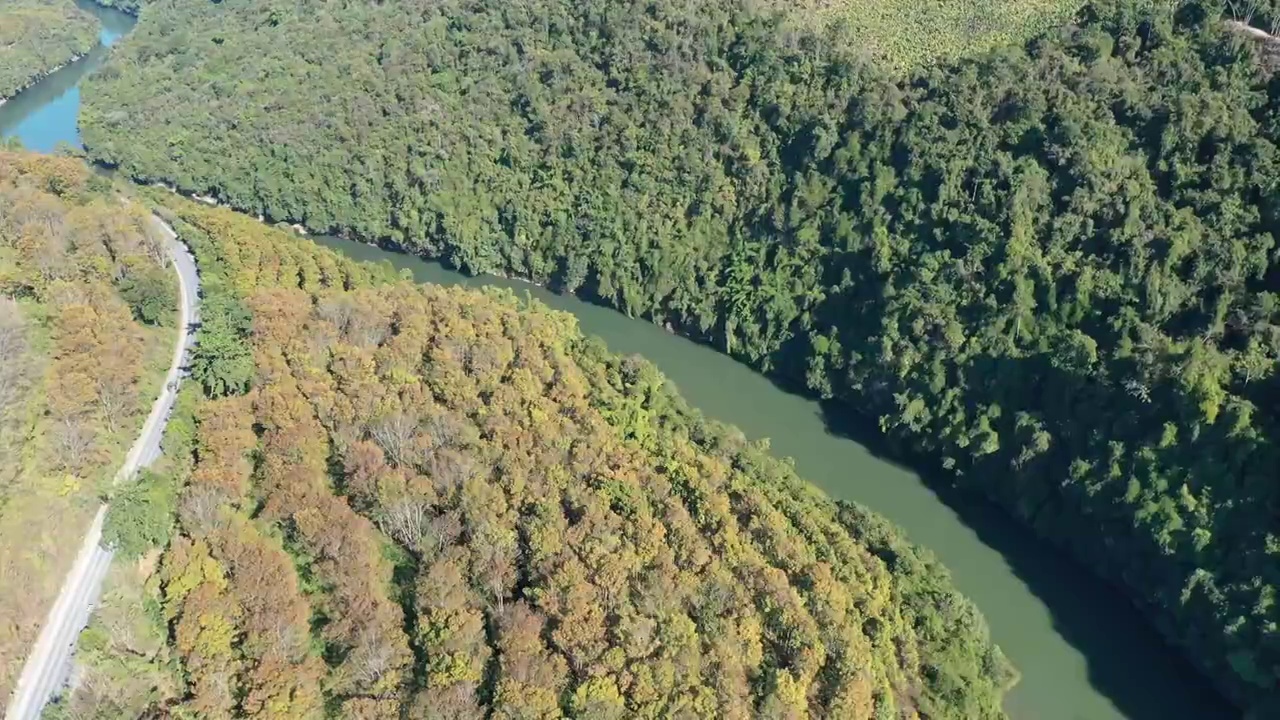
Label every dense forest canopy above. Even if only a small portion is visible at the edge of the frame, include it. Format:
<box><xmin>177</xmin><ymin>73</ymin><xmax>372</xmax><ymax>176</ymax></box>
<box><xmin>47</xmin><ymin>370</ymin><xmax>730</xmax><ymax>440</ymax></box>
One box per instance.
<box><xmin>0</xmin><ymin>151</ymin><xmax>176</xmax><ymax>699</ymax></box>
<box><xmin>0</xmin><ymin>0</ymin><xmax>98</xmax><ymax>100</ymax></box>
<box><xmin>55</xmin><ymin>195</ymin><xmax>1014</xmax><ymax>719</ymax></box>
<box><xmin>80</xmin><ymin>0</ymin><xmax>1280</xmax><ymax>714</ymax></box>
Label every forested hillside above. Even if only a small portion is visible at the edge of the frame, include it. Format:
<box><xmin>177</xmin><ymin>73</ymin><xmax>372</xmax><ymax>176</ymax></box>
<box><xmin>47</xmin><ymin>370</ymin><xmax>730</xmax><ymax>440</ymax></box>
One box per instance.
<box><xmin>0</xmin><ymin>152</ymin><xmax>177</xmax><ymax>698</ymax></box>
<box><xmin>53</xmin><ymin>195</ymin><xmax>1013</xmax><ymax>719</ymax></box>
<box><xmin>91</xmin><ymin>0</ymin><xmax>143</xmax><ymax>15</ymax></box>
<box><xmin>0</xmin><ymin>0</ymin><xmax>98</xmax><ymax>100</ymax></box>
<box><xmin>80</xmin><ymin>0</ymin><xmax>1280</xmax><ymax>713</ymax></box>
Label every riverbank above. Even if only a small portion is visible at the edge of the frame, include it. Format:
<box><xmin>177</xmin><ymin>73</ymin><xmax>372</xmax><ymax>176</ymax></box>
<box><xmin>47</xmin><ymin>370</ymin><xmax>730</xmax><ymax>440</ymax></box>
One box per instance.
<box><xmin>0</xmin><ymin>54</ymin><xmax>84</xmax><ymax>108</ymax></box>
<box><xmin>0</xmin><ymin>0</ymin><xmax>135</xmax><ymax>153</ymax></box>
<box><xmin>304</xmin><ymin>232</ymin><xmax>1235</xmax><ymax>720</ymax></box>
<box><xmin>0</xmin><ymin>0</ymin><xmax>98</xmax><ymax>102</ymax></box>
<box><xmin>84</xmin><ymin>0</ymin><xmax>140</xmax><ymax>16</ymax></box>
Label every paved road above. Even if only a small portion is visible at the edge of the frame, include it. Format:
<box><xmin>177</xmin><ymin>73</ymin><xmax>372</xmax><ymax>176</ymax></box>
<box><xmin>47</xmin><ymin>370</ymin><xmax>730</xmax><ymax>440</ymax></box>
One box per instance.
<box><xmin>4</xmin><ymin>216</ymin><xmax>199</xmax><ymax>720</ymax></box>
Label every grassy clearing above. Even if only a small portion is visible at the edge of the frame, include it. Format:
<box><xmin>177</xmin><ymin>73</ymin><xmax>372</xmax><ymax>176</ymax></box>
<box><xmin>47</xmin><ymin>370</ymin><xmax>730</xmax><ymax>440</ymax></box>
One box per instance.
<box><xmin>792</xmin><ymin>0</ymin><xmax>1087</xmax><ymax>69</ymax></box>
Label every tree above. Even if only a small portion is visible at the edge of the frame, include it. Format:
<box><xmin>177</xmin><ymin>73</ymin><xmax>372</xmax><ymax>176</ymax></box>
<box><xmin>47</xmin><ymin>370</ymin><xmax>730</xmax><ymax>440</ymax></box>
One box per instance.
<box><xmin>118</xmin><ymin>263</ymin><xmax>177</xmax><ymax>326</ymax></box>
<box><xmin>0</xmin><ymin>297</ymin><xmax>28</xmax><ymax>425</ymax></box>
<box><xmin>104</xmin><ymin>468</ymin><xmax>177</xmax><ymax>558</ymax></box>
<box><xmin>51</xmin><ymin>415</ymin><xmax>95</xmax><ymax>472</ymax></box>
<box><xmin>188</xmin><ymin>279</ymin><xmax>255</xmax><ymax>397</ymax></box>
<box><xmin>191</xmin><ymin>323</ymin><xmax>254</xmax><ymax>398</ymax></box>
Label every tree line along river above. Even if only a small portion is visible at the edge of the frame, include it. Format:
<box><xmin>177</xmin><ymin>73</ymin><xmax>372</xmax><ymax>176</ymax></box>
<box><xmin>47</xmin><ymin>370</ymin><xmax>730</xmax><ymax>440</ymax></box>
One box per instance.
<box><xmin>0</xmin><ymin>4</ymin><xmax>1236</xmax><ymax>718</ymax></box>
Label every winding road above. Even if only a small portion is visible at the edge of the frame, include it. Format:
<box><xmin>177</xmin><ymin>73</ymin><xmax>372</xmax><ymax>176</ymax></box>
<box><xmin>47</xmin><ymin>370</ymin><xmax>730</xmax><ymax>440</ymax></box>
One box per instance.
<box><xmin>4</xmin><ymin>215</ymin><xmax>199</xmax><ymax>720</ymax></box>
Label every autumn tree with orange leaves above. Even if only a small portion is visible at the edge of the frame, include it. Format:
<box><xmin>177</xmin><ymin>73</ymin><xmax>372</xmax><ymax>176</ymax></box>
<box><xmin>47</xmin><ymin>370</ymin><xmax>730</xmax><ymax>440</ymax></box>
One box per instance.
<box><xmin>65</xmin><ymin>200</ymin><xmax>1015</xmax><ymax>720</ymax></box>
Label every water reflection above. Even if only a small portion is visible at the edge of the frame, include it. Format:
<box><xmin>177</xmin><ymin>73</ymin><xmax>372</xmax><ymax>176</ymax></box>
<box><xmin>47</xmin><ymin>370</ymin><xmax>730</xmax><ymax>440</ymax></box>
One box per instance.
<box><xmin>0</xmin><ymin>0</ymin><xmax>136</xmax><ymax>152</ymax></box>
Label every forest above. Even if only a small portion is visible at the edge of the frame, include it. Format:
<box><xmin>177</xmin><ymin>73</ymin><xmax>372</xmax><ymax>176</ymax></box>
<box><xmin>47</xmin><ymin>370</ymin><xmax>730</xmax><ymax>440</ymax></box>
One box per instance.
<box><xmin>0</xmin><ymin>151</ymin><xmax>176</xmax><ymax>699</ymax></box>
<box><xmin>0</xmin><ymin>0</ymin><xmax>97</xmax><ymax>100</ymax></box>
<box><xmin>92</xmin><ymin>0</ymin><xmax>143</xmax><ymax>15</ymax></box>
<box><xmin>78</xmin><ymin>0</ymin><xmax>1280</xmax><ymax>714</ymax></box>
<box><xmin>49</xmin><ymin>195</ymin><xmax>1014</xmax><ymax>719</ymax></box>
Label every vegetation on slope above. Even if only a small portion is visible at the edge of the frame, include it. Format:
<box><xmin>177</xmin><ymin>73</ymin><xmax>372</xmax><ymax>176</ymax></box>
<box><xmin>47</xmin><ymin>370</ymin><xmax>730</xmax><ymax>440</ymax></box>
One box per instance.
<box><xmin>80</xmin><ymin>0</ymin><xmax>1280</xmax><ymax>713</ymax></box>
<box><xmin>0</xmin><ymin>151</ymin><xmax>176</xmax><ymax>698</ymax></box>
<box><xmin>0</xmin><ymin>0</ymin><xmax>98</xmax><ymax>100</ymax></box>
<box><xmin>92</xmin><ymin>0</ymin><xmax>144</xmax><ymax>15</ymax></box>
<box><xmin>59</xmin><ymin>195</ymin><xmax>1013</xmax><ymax>719</ymax></box>
<box><xmin>49</xmin><ymin>385</ymin><xmax>196</xmax><ymax>720</ymax></box>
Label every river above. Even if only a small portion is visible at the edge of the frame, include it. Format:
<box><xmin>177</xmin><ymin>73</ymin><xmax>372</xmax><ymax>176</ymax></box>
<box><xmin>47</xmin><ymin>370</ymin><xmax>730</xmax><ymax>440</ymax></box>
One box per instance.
<box><xmin>0</xmin><ymin>0</ymin><xmax>135</xmax><ymax>152</ymax></box>
<box><xmin>0</xmin><ymin>5</ymin><xmax>1236</xmax><ymax>719</ymax></box>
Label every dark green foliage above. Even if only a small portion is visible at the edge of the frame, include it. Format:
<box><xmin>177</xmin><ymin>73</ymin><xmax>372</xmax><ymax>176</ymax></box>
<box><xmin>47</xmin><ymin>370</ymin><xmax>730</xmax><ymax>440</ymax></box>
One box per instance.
<box><xmin>186</xmin><ymin>257</ymin><xmax>253</xmax><ymax>398</ymax></box>
<box><xmin>118</xmin><ymin>263</ymin><xmax>176</xmax><ymax>325</ymax></box>
<box><xmin>92</xmin><ymin>0</ymin><xmax>143</xmax><ymax>15</ymax></box>
<box><xmin>160</xmin><ymin>383</ymin><xmax>199</xmax><ymax>461</ymax></box>
<box><xmin>103</xmin><ymin>468</ymin><xmax>176</xmax><ymax>558</ymax></box>
<box><xmin>189</xmin><ymin>320</ymin><xmax>252</xmax><ymax>399</ymax></box>
<box><xmin>796</xmin><ymin>10</ymin><xmax>1280</xmax><ymax>712</ymax></box>
<box><xmin>84</xmin><ymin>0</ymin><xmax>1280</xmax><ymax>713</ymax></box>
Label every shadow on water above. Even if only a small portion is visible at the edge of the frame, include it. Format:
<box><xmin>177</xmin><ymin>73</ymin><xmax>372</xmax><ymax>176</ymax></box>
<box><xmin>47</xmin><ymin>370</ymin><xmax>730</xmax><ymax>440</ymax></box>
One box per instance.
<box><xmin>813</xmin><ymin>397</ymin><xmax>1234</xmax><ymax>720</ymax></box>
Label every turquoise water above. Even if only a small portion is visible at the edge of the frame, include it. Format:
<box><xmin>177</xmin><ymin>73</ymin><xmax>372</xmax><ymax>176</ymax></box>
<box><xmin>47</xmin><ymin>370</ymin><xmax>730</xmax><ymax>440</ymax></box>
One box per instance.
<box><xmin>0</xmin><ymin>0</ymin><xmax>136</xmax><ymax>152</ymax></box>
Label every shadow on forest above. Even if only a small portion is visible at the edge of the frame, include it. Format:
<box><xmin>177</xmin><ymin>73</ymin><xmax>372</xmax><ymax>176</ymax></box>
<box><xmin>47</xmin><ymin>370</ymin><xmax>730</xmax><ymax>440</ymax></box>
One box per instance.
<box><xmin>809</xmin><ymin>392</ymin><xmax>1236</xmax><ymax>720</ymax></box>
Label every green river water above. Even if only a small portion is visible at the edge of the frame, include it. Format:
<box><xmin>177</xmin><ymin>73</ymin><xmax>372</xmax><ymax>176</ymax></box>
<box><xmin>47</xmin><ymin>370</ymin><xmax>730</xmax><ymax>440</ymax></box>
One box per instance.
<box><xmin>0</xmin><ymin>3</ymin><xmax>1236</xmax><ymax>718</ymax></box>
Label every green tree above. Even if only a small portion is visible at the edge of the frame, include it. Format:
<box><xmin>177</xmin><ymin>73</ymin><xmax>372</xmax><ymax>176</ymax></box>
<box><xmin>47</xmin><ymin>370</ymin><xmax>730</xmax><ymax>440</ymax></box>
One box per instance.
<box><xmin>118</xmin><ymin>264</ymin><xmax>177</xmax><ymax>325</ymax></box>
<box><xmin>104</xmin><ymin>468</ymin><xmax>177</xmax><ymax>558</ymax></box>
<box><xmin>189</xmin><ymin>283</ymin><xmax>253</xmax><ymax>398</ymax></box>
<box><xmin>189</xmin><ymin>324</ymin><xmax>253</xmax><ymax>398</ymax></box>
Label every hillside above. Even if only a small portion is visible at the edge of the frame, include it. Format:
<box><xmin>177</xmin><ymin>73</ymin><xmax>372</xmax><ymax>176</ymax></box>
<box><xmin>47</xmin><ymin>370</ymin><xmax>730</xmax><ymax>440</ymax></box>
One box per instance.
<box><xmin>48</xmin><ymin>195</ymin><xmax>1013</xmax><ymax>719</ymax></box>
<box><xmin>0</xmin><ymin>152</ymin><xmax>177</xmax><ymax>698</ymax></box>
<box><xmin>79</xmin><ymin>0</ymin><xmax>1280</xmax><ymax>713</ymax></box>
<box><xmin>79</xmin><ymin>0</ymin><xmax>1082</xmax><ymax>251</ymax></box>
<box><xmin>0</xmin><ymin>0</ymin><xmax>98</xmax><ymax>100</ymax></box>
